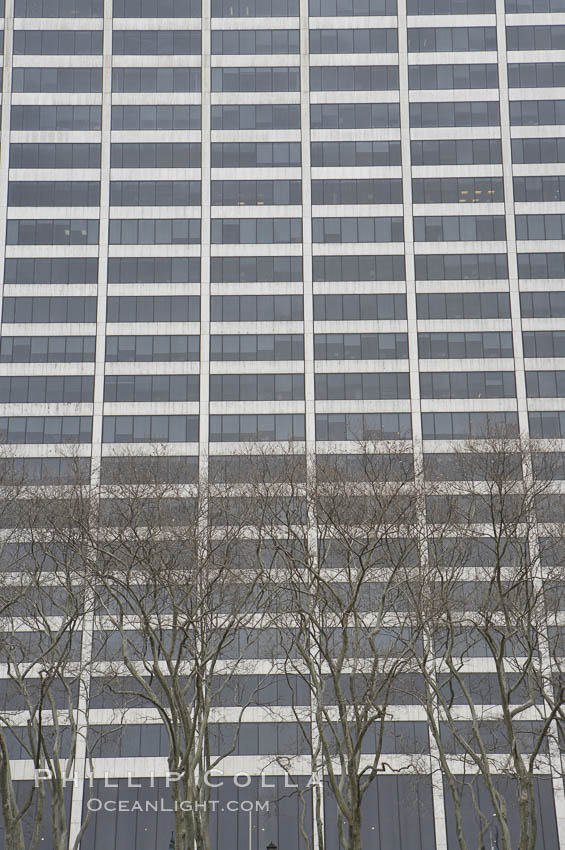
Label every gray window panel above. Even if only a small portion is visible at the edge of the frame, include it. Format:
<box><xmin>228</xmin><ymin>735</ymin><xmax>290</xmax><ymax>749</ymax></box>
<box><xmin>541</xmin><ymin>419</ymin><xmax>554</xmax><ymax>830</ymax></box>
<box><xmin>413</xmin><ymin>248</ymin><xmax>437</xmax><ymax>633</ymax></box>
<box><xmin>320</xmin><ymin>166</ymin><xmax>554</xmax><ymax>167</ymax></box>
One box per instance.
<box><xmin>110</xmin><ymin>142</ymin><xmax>200</xmax><ymax>168</ymax></box>
<box><xmin>409</xmin><ymin>63</ymin><xmax>498</xmax><ymax>89</ymax></box>
<box><xmin>547</xmin><ymin>624</ymin><xmax>565</xmax><ymax>650</ymax></box>
<box><xmin>211</xmin><ymin>104</ymin><xmax>300</xmax><ymax>130</ymax></box>
<box><xmin>507</xmin><ymin>25</ymin><xmax>565</xmax><ymax>49</ymax></box>
<box><xmin>418</xmin><ymin>332</ymin><xmax>514</xmax><ymax>358</ymax></box>
<box><xmin>526</xmin><ymin>371</ymin><xmax>565</xmax><ymax>397</ymax></box>
<box><xmin>8</xmin><ymin>181</ymin><xmax>100</xmax><ymax>207</ymax></box>
<box><xmin>408</xmin><ymin>0</ymin><xmax>494</xmax><ymax>10</ymax></box>
<box><xmin>106</xmin><ymin>296</ymin><xmax>200</xmax><ymax>323</ymax></box>
<box><xmin>316</xmin><ymin>412</ymin><xmax>411</xmax><ymax>440</ymax></box>
<box><xmin>313</xmin><ymin>255</ymin><xmax>405</xmax><ymax>281</ymax></box>
<box><xmin>98</xmin><ymin>494</ymin><xmax>197</xmax><ymax>522</ymax></box>
<box><xmin>429</xmin><ymin>538</ymin><xmax>525</xmax><ymax>570</ymax></box>
<box><xmin>424</xmin><ymin>453</ymin><xmax>522</xmax><ymax>481</ymax></box>
<box><xmin>420</xmin><ymin>371</ymin><xmax>516</xmax><ymax>398</ymax></box>
<box><xmin>211</xmin><ymin>218</ymin><xmax>302</xmax><ymax>244</ymax></box>
<box><xmin>516</xmin><ymin>213</ymin><xmax>565</xmax><ymax>239</ymax></box>
<box><xmin>210</xmin><ymin>675</ymin><xmax>310</xmax><ymax>705</ymax></box>
<box><xmin>4</xmin><ymin>258</ymin><xmax>98</xmax><ymax>285</ymax></box>
<box><xmin>13</xmin><ymin>30</ymin><xmax>102</xmax><ymax>54</ymax></box>
<box><xmin>310</xmin><ymin>103</ymin><xmax>399</xmax><ymax>129</ymax></box>
<box><xmin>210</xmin><ymin>295</ymin><xmax>303</xmax><ymax>321</ymax></box>
<box><xmin>100</xmin><ymin>456</ymin><xmax>198</xmax><ymax>484</ymax></box>
<box><xmin>105</xmin><ymin>335</ymin><xmax>199</xmax><ymax>362</ymax></box>
<box><xmin>0</xmin><ymin>681</ymin><xmax>77</xmax><ymax>710</ymax></box>
<box><xmin>112</xmin><ymin>68</ymin><xmax>201</xmax><ymax>92</ymax></box>
<box><xmin>416</xmin><ymin>292</ymin><xmax>510</xmax><ymax>319</ymax></box>
<box><xmin>422</xmin><ymin>411</ymin><xmax>518</xmax><ymax>438</ymax></box>
<box><xmin>310</xmin><ymin>0</ymin><xmax>395</xmax><ymax>13</ymax></box>
<box><xmin>411</xmin><ymin>139</ymin><xmax>502</xmax><ymax>165</ymax></box>
<box><xmin>510</xmin><ymin>100</ymin><xmax>565</xmax><ymax>125</ymax></box>
<box><xmin>211</xmin><ymin>180</ymin><xmax>301</xmax><ymax>205</ymax></box>
<box><xmin>315</xmin><ymin>372</ymin><xmax>410</xmax><ymax>400</ymax></box>
<box><xmin>211</xmin><ymin>142</ymin><xmax>301</xmax><ymax>167</ymax></box>
<box><xmin>311</xmin><ymin>140</ymin><xmax>401</xmax><ymax>166</ymax></box>
<box><xmin>314</xmin><ymin>333</ymin><xmax>408</xmax><ymax>360</ymax></box>
<box><xmin>543</xmin><ymin>553</ymin><xmax>565</xmax><ymax>605</ymax></box>
<box><xmin>408</xmin><ymin>26</ymin><xmax>496</xmax><ymax>51</ymax></box>
<box><xmin>210</xmin><ymin>373</ymin><xmax>304</xmax><ymax>401</ymax></box>
<box><xmin>0</xmin><ymin>376</ymin><xmax>94</xmax><ymax>403</ymax></box>
<box><xmin>212</xmin><ymin>30</ymin><xmax>300</xmax><ymax>54</ymax></box>
<box><xmin>512</xmin><ymin>137</ymin><xmax>565</xmax><ymax>163</ymax></box>
<box><xmin>210</xmin><ymin>334</ymin><xmax>304</xmax><ymax>361</ymax></box>
<box><xmin>2</xmin><ymin>296</ymin><xmax>97</xmax><ymax>323</ymax></box>
<box><xmin>325</xmin><ymin>776</ymin><xmax>435</xmax><ymax>849</ymax></box>
<box><xmin>87</xmin><ymin>721</ymin><xmax>289</xmax><ymax>758</ymax></box>
<box><xmin>104</xmin><ymin>375</ymin><xmax>199</xmax><ymax>402</ymax></box>
<box><xmin>0</xmin><ymin>541</ymin><xmax>78</xmax><ymax>571</ymax></box>
<box><xmin>0</xmin><ymin>336</ymin><xmax>96</xmax><ymax>363</ymax></box>
<box><xmin>0</xmin><ymin>457</ymin><xmax>91</xmax><ymax>485</ymax></box>
<box><xmin>209</xmin><ymin>414</ymin><xmax>305</xmax><ymax>441</ymax></box>
<box><xmin>444</xmin><ymin>776</ymin><xmax>558</xmax><ymax>850</ymax></box>
<box><xmin>211</xmin><ymin>67</ymin><xmax>300</xmax><ymax>92</ymax></box>
<box><xmin>310</xmin><ymin>65</ymin><xmax>398</xmax><ymax>91</ymax></box>
<box><xmin>107</xmin><ymin>257</ymin><xmax>200</xmax><ymax>283</ymax></box>
<box><xmin>210</xmin><ymin>256</ymin><xmax>302</xmax><ymax>282</ymax></box>
<box><xmin>10</xmin><ymin>106</ymin><xmax>102</xmax><ymax>131</ymax></box>
<box><xmin>309</xmin><ymin>28</ymin><xmax>397</xmax><ymax>53</ymax></box>
<box><xmin>14</xmin><ymin>0</ymin><xmax>102</xmax><ymax>15</ymax></box>
<box><xmin>359</xmin><ymin>721</ymin><xmax>429</xmax><ymax>754</ymax></box>
<box><xmin>414</xmin><ymin>215</ymin><xmax>506</xmax><ymax>241</ymax></box>
<box><xmin>213</xmin><ymin>0</ymin><xmax>298</xmax><ymax>15</ymax></box>
<box><xmin>415</xmin><ymin>253</ymin><xmax>508</xmax><ymax>280</ymax></box>
<box><xmin>9</xmin><ymin>143</ymin><xmax>100</xmax><ymax>169</ymax></box>
<box><xmin>521</xmin><ymin>291</ymin><xmax>565</xmax><ymax>318</ymax></box>
<box><xmin>513</xmin><ymin>175</ymin><xmax>565</xmax><ymax>201</ymax></box>
<box><xmin>507</xmin><ymin>0</ymin><xmax>565</xmax><ymax>8</ymax></box>
<box><xmin>314</xmin><ymin>293</ymin><xmax>406</xmax><ymax>320</ymax></box>
<box><xmin>313</xmin><ymin>216</ymin><xmax>403</xmax><ymax>242</ymax></box>
<box><xmin>509</xmin><ymin>62</ymin><xmax>565</xmax><ymax>87</ymax></box>
<box><xmin>317</xmin><ymin>454</ymin><xmax>414</xmax><ymax>483</ymax></box>
<box><xmin>412</xmin><ymin>177</ymin><xmax>503</xmax><ymax>204</ymax></box>
<box><xmin>523</xmin><ymin>331</ymin><xmax>565</xmax><ymax>358</ymax></box>
<box><xmin>6</xmin><ymin>219</ymin><xmax>99</xmax><ymax>245</ymax></box>
<box><xmin>87</xmin><ymin>724</ymin><xmax>169</xmax><ymax>757</ymax></box>
<box><xmin>312</xmin><ymin>179</ymin><xmax>402</xmax><ymax>205</ymax></box>
<box><xmin>111</xmin><ymin>106</ymin><xmax>201</xmax><ymax>130</ymax></box>
<box><xmin>410</xmin><ymin>101</ymin><xmax>500</xmax><ymax>127</ymax></box>
<box><xmin>208</xmin><ymin>722</ymin><xmax>309</xmax><ymax>755</ymax></box>
<box><xmin>530</xmin><ymin>411</ymin><xmax>565</xmax><ymax>437</ymax></box>
<box><xmin>113</xmin><ymin>0</ymin><xmax>201</xmax><ymax>15</ymax></box>
<box><xmin>0</xmin><ymin>416</ymin><xmax>92</xmax><ymax>444</ymax></box>
<box><xmin>112</xmin><ymin>31</ymin><xmax>201</xmax><ymax>54</ymax></box>
<box><xmin>518</xmin><ymin>253</ymin><xmax>565</xmax><ymax>278</ymax></box>
<box><xmin>12</xmin><ymin>68</ymin><xmax>102</xmax><ymax>93</ymax></box>
<box><xmin>108</xmin><ymin>219</ymin><xmax>200</xmax><ymax>244</ymax></box>
<box><xmin>109</xmin><ymin>181</ymin><xmax>200</xmax><ymax>206</ymax></box>
<box><xmin>102</xmin><ymin>415</ymin><xmax>198</xmax><ymax>443</ymax></box>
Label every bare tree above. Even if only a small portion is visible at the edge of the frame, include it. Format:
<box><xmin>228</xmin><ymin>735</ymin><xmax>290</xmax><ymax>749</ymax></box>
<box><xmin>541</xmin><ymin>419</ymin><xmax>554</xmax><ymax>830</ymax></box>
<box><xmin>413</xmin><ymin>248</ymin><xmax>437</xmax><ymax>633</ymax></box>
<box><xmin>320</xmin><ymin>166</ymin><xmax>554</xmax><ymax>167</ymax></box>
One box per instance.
<box><xmin>244</xmin><ymin>445</ymin><xmax>426</xmax><ymax>850</ymax></box>
<box><xmin>2</xmin><ymin>435</ymin><xmax>563</xmax><ymax>850</ymax></box>
<box><xmin>406</xmin><ymin>434</ymin><xmax>563</xmax><ymax>850</ymax></box>
<box><xmin>79</xmin><ymin>453</ymin><xmax>279</xmax><ymax>850</ymax></box>
<box><xmin>0</xmin><ymin>457</ymin><xmax>95</xmax><ymax>850</ymax></box>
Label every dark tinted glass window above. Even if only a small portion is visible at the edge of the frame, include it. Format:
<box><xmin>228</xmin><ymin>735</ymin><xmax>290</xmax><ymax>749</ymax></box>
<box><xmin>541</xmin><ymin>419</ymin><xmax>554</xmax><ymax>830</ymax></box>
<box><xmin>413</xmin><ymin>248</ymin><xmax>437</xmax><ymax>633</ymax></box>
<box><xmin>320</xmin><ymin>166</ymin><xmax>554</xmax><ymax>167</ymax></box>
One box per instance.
<box><xmin>9</xmin><ymin>143</ymin><xmax>100</xmax><ymax>168</ymax></box>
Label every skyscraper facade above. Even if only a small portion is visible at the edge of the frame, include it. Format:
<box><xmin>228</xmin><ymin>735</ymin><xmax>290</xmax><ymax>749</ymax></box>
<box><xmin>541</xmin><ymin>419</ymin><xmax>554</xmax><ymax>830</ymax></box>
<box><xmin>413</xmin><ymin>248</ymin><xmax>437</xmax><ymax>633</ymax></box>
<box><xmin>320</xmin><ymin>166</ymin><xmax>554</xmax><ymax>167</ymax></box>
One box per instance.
<box><xmin>1</xmin><ymin>0</ymin><xmax>565</xmax><ymax>846</ymax></box>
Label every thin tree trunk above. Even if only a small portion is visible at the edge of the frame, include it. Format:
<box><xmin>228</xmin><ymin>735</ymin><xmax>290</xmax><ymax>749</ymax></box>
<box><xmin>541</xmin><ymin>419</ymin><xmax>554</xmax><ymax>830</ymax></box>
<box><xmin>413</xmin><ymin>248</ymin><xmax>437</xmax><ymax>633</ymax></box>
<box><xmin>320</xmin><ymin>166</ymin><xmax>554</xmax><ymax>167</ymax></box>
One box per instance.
<box><xmin>0</xmin><ymin>757</ymin><xmax>25</xmax><ymax>850</ymax></box>
<box><xmin>347</xmin><ymin>813</ymin><xmax>363</xmax><ymax>850</ymax></box>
